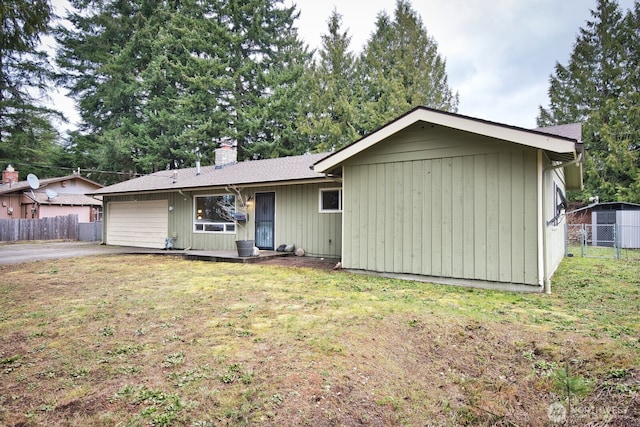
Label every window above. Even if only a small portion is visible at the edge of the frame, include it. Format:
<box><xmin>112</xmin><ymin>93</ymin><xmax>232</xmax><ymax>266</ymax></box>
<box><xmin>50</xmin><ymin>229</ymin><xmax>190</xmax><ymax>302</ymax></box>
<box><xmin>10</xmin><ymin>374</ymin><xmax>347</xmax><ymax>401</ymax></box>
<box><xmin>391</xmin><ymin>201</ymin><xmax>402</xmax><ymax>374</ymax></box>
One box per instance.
<box><xmin>194</xmin><ymin>195</ymin><xmax>236</xmax><ymax>233</ymax></box>
<box><xmin>93</xmin><ymin>207</ymin><xmax>103</xmax><ymax>222</ymax></box>
<box><xmin>319</xmin><ymin>188</ymin><xmax>342</xmax><ymax>212</ymax></box>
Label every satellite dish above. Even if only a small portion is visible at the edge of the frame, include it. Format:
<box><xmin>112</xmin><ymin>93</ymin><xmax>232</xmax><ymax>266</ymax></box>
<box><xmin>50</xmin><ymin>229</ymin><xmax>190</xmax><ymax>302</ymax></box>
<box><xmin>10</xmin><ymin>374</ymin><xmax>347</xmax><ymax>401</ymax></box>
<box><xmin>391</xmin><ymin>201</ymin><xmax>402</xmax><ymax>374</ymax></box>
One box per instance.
<box><xmin>45</xmin><ymin>189</ymin><xmax>58</xmax><ymax>200</ymax></box>
<box><xmin>27</xmin><ymin>174</ymin><xmax>40</xmax><ymax>190</ymax></box>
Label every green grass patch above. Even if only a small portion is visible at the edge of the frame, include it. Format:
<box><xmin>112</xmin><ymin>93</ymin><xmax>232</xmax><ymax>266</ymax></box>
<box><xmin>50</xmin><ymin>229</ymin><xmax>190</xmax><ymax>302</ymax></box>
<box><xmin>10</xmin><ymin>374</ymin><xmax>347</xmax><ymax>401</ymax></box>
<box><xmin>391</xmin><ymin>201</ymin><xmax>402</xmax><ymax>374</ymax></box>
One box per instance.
<box><xmin>0</xmin><ymin>254</ymin><xmax>638</xmax><ymax>426</ymax></box>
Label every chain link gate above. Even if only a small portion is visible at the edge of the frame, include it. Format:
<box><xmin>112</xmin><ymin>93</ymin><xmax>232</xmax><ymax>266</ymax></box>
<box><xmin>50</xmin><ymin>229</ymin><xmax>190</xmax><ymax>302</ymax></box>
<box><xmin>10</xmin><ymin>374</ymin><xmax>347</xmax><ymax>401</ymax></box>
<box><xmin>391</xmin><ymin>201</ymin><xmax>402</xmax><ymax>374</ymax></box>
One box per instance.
<box><xmin>566</xmin><ymin>224</ymin><xmax>640</xmax><ymax>260</ymax></box>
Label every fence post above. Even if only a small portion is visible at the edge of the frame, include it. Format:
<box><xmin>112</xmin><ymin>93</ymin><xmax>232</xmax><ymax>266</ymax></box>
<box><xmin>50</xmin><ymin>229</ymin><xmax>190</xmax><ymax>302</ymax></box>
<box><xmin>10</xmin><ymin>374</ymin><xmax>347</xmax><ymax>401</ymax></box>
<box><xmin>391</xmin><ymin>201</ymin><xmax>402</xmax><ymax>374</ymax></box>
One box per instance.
<box><xmin>580</xmin><ymin>224</ymin><xmax>585</xmax><ymax>257</ymax></box>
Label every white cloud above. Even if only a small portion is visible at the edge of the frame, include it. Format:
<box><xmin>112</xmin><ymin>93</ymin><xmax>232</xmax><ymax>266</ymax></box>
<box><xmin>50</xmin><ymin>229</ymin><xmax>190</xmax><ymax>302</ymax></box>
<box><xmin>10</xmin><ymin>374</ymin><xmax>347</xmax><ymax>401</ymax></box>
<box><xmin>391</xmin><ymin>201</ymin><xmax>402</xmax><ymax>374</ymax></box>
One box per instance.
<box><xmin>293</xmin><ymin>0</ymin><xmax>636</xmax><ymax>128</ymax></box>
<box><xmin>49</xmin><ymin>0</ymin><xmax>637</xmax><ymax>132</ymax></box>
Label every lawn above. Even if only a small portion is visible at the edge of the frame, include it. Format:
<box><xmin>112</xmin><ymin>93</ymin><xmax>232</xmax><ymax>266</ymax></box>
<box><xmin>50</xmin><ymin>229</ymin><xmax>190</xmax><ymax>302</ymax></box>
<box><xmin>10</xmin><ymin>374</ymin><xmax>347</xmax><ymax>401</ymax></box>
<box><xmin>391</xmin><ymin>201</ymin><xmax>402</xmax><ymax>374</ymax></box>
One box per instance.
<box><xmin>0</xmin><ymin>254</ymin><xmax>638</xmax><ymax>426</ymax></box>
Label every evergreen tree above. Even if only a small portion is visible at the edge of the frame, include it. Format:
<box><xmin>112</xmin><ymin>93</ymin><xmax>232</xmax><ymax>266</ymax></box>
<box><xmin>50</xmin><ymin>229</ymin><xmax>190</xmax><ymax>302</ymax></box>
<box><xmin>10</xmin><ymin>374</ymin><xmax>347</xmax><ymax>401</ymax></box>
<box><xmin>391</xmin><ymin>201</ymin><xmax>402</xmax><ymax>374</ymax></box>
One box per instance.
<box><xmin>538</xmin><ymin>0</ymin><xmax>640</xmax><ymax>202</ymax></box>
<box><xmin>1</xmin><ymin>0</ymin><xmax>64</xmax><ymax>177</ymax></box>
<box><xmin>298</xmin><ymin>9</ymin><xmax>360</xmax><ymax>152</ymax></box>
<box><xmin>358</xmin><ymin>0</ymin><xmax>458</xmax><ymax>133</ymax></box>
<box><xmin>56</xmin><ymin>0</ymin><xmax>310</xmax><ymax>179</ymax></box>
<box><xmin>56</xmin><ymin>0</ymin><xmax>144</xmax><ymax>180</ymax></box>
<box><xmin>622</xmin><ymin>1</ymin><xmax>640</xmax><ymax>198</ymax></box>
<box><xmin>219</xmin><ymin>0</ymin><xmax>310</xmax><ymax>160</ymax></box>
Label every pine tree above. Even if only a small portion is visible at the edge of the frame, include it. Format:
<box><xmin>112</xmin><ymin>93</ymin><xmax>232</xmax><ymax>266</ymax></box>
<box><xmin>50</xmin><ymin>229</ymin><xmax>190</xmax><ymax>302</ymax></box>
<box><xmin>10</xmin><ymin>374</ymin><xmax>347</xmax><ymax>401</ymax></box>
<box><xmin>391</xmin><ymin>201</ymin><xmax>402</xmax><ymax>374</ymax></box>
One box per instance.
<box><xmin>56</xmin><ymin>0</ymin><xmax>144</xmax><ymax>179</ymax></box>
<box><xmin>358</xmin><ymin>0</ymin><xmax>458</xmax><ymax>133</ymax></box>
<box><xmin>622</xmin><ymin>1</ymin><xmax>640</xmax><ymax>198</ymax></box>
<box><xmin>298</xmin><ymin>9</ymin><xmax>360</xmax><ymax>152</ymax></box>
<box><xmin>219</xmin><ymin>0</ymin><xmax>310</xmax><ymax>160</ymax></box>
<box><xmin>56</xmin><ymin>0</ymin><xmax>310</xmax><ymax>179</ymax></box>
<box><xmin>1</xmin><ymin>0</ymin><xmax>64</xmax><ymax>176</ymax></box>
<box><xmin>538</xmin><ymin>0</ymin><xmax>639</xmax><ymax>202</ymax></box>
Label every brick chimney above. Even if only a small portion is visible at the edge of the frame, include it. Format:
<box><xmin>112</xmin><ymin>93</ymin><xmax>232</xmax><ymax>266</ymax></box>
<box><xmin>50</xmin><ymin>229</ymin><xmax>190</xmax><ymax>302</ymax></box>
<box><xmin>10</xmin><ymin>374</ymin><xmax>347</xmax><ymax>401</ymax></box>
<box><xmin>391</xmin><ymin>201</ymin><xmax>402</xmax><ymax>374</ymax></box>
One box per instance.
<box><xmin>214</xmin><ymin>141</ymin><xmax>238</xmax><ymax>168</ymax></box>
<box><xmin>2</xmin><ymin>165</ymin><xmax>19</xmax><ymax>186</ymax></box>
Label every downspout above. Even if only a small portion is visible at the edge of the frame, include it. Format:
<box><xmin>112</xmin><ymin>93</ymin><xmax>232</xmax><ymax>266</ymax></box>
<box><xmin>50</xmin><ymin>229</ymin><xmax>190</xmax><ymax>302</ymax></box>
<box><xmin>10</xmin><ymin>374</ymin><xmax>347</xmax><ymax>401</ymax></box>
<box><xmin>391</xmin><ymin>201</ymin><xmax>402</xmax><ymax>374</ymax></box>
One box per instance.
<box><xmin>91</xmin><ymin>195</ymin><xmax>106</xmax><ymax>244</ymax></box>
<box><xmin>541</xmin><ymin>151</ymin><xmax>584</xmax><ymax>294</ymax></box>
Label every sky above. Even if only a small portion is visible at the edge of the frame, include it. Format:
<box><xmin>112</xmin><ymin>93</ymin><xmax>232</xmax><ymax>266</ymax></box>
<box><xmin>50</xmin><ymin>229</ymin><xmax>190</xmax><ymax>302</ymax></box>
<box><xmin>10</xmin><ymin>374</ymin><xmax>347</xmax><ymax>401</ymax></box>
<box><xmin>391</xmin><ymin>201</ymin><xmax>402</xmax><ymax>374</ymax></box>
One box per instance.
<box><xmin>289</xmin><ymin>0</ymin><xmax>635</xmax><ymax>128</ymax></box>
<box><xmin>49</xmin><ymin>0</ymin><xmax>636</xmax><ymax>132</ymax></box>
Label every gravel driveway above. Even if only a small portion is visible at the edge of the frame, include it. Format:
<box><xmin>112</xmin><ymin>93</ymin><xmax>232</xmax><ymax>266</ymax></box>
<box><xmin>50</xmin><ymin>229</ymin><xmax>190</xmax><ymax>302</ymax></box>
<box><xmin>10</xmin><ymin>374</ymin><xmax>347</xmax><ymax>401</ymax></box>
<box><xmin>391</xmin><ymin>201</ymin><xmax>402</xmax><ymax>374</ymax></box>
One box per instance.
<box><xmin>0</xmin><ymin>241</ymin><xmax>154</xmax><ymax>265</ymax></box>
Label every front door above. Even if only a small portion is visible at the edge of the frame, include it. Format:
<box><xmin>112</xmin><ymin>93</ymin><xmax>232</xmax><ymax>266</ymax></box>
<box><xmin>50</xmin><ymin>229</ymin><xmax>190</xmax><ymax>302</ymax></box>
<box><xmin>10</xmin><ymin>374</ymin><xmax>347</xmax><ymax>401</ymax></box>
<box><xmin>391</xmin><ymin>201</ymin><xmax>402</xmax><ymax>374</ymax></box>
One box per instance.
<box><xmin>254</xmin><ymin>192</ymin><xmax>275</xmax><ymax>250</ymax></box>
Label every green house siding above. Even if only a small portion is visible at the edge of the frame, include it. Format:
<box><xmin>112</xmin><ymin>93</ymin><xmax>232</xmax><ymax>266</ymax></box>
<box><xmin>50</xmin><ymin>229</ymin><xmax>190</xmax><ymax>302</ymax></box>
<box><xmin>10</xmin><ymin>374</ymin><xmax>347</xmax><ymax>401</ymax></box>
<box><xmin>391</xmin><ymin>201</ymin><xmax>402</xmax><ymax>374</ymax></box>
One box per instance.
<box><xmin>343</xmin><ymin>125</ymin><xmax>540</xmax><ymax>286</ymax></box>
<box><xmin>103</xmin><ymin>182</ymin><xmax>342</xmax><ymax>257</ymax></box>
<box><xmin>273</xmin><ymin>184</ymin><xmax>342</xmax><ymax>257</ymax></box>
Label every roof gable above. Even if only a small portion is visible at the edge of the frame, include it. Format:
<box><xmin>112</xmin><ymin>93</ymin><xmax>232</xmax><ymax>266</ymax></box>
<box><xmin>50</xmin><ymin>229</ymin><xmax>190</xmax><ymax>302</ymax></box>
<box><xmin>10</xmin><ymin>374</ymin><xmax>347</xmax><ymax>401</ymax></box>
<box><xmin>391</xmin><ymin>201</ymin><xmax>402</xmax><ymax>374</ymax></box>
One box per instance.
<box><xmin>314</xmin><ymin>107</ymin><xmax>583</xmax><ymax>173</ymax></box>
<box><xmin>0</xmin><ymin>174</ymin><xmax>103</xmax><ymax>195</ymax></box>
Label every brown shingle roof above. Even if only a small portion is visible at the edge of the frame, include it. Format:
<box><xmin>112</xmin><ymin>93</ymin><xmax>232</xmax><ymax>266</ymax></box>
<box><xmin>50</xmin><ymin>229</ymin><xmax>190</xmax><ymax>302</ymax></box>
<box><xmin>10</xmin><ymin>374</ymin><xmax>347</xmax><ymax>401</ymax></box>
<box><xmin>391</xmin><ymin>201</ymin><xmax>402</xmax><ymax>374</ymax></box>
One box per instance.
<box><xmin>0</xmin><ymin>174</ymin><xmax>103</xmax><ymax>195</ymax></box>
<box><xmin>92</xmin><ymin>152</ymin><xmax>331</xmax><ymax>196</ymax></box>
<box><xmin>535</xmin><ymin>123</ymin><xmax>582</xmax><ymax>142</ymax></box>
<box><xmin>27</xmin><ymin>193</ymin><xmax>102</xmax><ymax>206</ymax></box>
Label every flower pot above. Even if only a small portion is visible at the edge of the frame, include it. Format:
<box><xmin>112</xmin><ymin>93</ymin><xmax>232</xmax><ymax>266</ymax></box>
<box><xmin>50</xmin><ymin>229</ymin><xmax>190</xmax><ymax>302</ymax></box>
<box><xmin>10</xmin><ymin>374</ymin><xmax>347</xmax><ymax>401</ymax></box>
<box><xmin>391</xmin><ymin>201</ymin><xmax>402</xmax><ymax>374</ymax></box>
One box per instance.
<box><xmin>235</xmin><ymin>240</ymin><xmax>255</xmax><ymax>257</ymax></box>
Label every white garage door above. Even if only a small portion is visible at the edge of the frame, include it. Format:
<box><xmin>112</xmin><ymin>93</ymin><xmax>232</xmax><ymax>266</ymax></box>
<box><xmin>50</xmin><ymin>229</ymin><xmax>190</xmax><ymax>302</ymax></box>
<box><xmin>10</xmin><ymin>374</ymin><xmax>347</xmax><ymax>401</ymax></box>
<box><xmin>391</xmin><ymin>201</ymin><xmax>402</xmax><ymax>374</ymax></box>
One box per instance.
<box><xmin>107</xmin><ymin>200</ymin><xmax>168</xmax><ymax>249</ymax></box>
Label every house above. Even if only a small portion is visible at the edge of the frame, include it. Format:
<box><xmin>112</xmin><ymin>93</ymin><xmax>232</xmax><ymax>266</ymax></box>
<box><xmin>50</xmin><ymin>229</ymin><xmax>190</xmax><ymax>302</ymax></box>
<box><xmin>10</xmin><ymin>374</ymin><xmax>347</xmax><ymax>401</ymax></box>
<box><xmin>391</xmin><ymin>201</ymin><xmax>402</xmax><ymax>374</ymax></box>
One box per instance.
<box><xmin>90</xmin><ymin>146</ymin><xmax>343</xmax><ymax>256</ymax></box>
<box><xmin>93</xmin><ymin>107</ymin><xmax>583</xmax><ymax>292</ymax></box>
<box><xmin>0</xmin><ymin>165</ymin><xmax>103</xmax><ymax>222</ymax></box>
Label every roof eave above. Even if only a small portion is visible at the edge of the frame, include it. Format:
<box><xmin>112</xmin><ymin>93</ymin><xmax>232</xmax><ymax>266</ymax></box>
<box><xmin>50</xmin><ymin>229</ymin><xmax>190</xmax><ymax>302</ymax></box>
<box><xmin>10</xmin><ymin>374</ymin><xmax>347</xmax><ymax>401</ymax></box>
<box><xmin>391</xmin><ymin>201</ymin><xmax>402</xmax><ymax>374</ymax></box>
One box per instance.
<box><xmin>314</xmin><ymin>107</ymin><xmax>580</xmax><ymax>173</ymax></box>
<box><xmin>91</xmin><ymin>177</ymin><xmax>335</xmax><ymax>197</ymax></box>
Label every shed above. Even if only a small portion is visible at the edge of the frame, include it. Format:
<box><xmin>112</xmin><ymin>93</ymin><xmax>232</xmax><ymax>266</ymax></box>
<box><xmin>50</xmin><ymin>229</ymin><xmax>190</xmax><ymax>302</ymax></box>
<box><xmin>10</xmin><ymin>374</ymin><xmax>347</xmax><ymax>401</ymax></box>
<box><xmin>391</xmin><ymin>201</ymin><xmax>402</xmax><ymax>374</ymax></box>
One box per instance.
<box><xmin>590</xmin><ymin>202</ymin><xmax>640</xmax><ymax>248</ymax></box>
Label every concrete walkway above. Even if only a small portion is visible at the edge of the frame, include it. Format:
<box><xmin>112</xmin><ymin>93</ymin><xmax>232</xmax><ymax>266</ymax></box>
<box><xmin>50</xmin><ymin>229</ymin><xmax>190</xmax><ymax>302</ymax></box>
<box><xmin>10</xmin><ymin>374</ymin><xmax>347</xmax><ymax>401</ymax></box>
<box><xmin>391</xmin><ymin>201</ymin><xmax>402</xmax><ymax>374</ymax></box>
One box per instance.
<box><xmin>0</xmin><ymin>241</ymin><xmax>290</xmax><ymax>265</ymax></box>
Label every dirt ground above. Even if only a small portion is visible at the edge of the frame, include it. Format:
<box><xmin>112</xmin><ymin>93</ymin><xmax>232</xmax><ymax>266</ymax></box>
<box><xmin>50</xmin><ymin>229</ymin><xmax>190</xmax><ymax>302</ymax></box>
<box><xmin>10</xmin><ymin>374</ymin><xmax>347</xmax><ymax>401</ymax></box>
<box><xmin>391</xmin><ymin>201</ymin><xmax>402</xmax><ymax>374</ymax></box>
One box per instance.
<box><xmin>259</xmin><ymin>255</ymin><xmax>341</xmax><ymax>270</ymax></box>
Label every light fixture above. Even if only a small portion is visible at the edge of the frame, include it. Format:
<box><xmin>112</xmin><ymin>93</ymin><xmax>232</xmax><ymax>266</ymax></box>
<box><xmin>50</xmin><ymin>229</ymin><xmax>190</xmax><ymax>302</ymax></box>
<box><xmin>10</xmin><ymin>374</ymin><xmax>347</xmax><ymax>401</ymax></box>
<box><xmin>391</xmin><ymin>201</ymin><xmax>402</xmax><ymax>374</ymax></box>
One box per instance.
<box><xmin>168</xmin><ymin>206</ymin><xmax>174</xmax><ymax>212</ymax></box>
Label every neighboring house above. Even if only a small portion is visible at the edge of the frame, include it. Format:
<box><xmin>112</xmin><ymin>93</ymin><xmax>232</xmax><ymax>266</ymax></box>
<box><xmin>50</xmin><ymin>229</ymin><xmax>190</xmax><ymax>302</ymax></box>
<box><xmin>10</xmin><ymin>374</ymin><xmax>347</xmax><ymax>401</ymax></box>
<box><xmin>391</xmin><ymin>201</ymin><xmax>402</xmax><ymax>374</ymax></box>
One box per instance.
<box><xmin>0</xmin><ymin>165</ymin><xmax>103</xmax><ymax>222</ymax></box>
<box><xmin>93</xmin><ymin>107</ymin><xmax>584</xmax><ymax>292</ymax></box>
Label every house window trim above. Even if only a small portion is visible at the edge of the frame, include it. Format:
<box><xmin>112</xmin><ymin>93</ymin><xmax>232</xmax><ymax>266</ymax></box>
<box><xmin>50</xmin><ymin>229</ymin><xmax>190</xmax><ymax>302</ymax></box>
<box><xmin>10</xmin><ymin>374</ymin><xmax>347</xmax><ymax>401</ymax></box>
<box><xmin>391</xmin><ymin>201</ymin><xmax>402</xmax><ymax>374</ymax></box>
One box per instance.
<box><xmin>193</xmin><ymin>194</ymin><xmax>236</xmax><ymax>234</ymax></box>
<box><xmin>319</xmin><ymin>188</ymin><xmax>343</xmax><ymax>213</ymax></box>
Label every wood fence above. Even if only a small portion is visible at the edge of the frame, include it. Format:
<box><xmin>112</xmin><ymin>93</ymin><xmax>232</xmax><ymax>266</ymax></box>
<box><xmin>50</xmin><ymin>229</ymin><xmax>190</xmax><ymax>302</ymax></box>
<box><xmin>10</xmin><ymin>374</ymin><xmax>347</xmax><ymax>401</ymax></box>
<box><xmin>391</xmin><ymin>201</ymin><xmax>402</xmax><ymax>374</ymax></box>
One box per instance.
<box><xmin>0</xmin><ymin>215</ymin><xmax>79</xmax><ymax>242</ymax></box>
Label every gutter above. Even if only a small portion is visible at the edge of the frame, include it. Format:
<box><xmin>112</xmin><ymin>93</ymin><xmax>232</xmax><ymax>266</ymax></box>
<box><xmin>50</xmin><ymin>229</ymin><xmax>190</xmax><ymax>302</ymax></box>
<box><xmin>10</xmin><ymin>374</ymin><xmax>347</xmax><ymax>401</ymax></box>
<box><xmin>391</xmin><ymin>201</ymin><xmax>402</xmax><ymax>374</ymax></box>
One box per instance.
<box><xmin>541</xmin><ymin>151</ymin><xmax>584</xmax><ymax>294</ymax></box>
<box><xmin>323</xmin><ymin>173</ymin><xmax>343</xmax><ymax>183</ymax></box>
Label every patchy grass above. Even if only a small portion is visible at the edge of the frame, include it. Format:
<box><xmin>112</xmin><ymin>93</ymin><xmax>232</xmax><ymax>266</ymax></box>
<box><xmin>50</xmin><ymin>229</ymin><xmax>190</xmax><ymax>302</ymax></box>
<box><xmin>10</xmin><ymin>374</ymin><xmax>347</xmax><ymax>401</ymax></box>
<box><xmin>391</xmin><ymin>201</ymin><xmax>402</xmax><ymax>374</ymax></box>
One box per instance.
<box><xmin>0</xmin><ymin>255</ymin><xmax>638</xmax><ymax>426</ymax></box>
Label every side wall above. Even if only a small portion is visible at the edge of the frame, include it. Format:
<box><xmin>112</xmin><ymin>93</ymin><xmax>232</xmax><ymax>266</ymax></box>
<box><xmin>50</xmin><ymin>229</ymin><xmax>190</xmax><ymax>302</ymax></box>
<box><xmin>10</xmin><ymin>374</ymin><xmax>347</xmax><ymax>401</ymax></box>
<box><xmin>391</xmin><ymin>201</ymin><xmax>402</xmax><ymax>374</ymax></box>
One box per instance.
<box><xmin>38</xmin><ymin>205</ymin><xmax>93</xmax><ymax>223</ymax></box>
<box><xmin>544</xmin><ymin>165</ymin><xmax>568</xmax><ymax>281</ymax></box>
<box><xmin>342</xmin><ymin>123</ymin><xmax>540</xmax><ymax>287</ymax></box>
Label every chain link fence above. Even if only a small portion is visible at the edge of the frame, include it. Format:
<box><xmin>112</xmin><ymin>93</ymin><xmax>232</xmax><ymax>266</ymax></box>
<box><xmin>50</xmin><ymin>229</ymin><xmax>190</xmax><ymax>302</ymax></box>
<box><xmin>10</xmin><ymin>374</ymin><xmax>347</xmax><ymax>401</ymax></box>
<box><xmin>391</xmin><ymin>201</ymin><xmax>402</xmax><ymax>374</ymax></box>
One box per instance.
<box><xmin>566</xmin><ymin>224</ymin><xmax>640</xmax><ymax>260</ymax></box>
